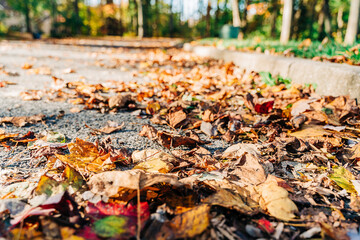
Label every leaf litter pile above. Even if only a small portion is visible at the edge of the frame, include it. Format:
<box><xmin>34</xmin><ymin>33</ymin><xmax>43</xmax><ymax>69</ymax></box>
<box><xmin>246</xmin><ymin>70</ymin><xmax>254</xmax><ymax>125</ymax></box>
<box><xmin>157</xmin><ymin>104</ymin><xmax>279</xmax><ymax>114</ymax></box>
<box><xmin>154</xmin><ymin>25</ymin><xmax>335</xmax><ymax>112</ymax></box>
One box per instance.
<box><xmin>2</xmin><ymin>47</ymin><xmax>360</xmax><ymax>239</ymax></box>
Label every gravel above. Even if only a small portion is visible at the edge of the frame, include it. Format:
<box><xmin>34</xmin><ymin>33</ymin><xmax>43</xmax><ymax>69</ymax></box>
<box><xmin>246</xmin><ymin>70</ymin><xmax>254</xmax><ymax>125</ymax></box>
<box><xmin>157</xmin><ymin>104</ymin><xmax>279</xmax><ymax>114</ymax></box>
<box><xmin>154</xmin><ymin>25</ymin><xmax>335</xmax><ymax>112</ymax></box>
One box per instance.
<box><xmin>0</xmin><ymin>40</ymin><xmax>230</xmax><ymax>169</ymax></box>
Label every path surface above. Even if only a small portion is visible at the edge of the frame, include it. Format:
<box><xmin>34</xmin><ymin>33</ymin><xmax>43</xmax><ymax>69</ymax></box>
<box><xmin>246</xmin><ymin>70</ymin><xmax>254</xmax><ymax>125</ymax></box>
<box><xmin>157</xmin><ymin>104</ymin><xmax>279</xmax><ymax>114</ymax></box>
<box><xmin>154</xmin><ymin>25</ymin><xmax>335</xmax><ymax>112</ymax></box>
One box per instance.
<box><xmin>0</xmin><ymin>40</ymin><xmax>228</xmax><ymax>170</ymax></box>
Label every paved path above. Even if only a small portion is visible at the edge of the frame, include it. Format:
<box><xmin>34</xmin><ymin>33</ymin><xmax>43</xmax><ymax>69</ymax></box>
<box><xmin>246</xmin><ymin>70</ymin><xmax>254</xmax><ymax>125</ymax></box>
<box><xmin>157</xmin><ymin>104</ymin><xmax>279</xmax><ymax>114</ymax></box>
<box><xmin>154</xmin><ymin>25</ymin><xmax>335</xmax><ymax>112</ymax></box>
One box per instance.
<box><xmin>0</xmin><ymin>40</ymin><xmax>228</xmax><ymax>170</ymax></box>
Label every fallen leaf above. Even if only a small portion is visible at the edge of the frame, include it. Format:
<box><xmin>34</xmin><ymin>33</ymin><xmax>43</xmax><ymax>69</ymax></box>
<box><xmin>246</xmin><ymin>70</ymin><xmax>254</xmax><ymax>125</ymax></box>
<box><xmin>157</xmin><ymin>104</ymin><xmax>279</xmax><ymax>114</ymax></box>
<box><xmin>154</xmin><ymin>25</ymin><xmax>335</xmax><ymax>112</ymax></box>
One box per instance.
<box><xmin>86</xmin><ymin>121</ymin><xmax>124</xmax><ymax>134</ymax></box>
<box><xmin>200</xmin><ymin>121</ymin><xmax>217</xmax><ymax>137</ymax></box>
<box><xmin>168</xmin><ymin>109</ymin><xmax>187</xmax><ymax>128</ymax></box>
<box><xmin>88</xmin><ymin>170</ymin><xmax>183</xmax><ymax>197</ymax></box>
<box><xmin>108</xmin><ymin>94</ymin><xmax>131</xmax><ymax>109</ymax></box>
<box><xmin>140</xmin><ymin>124</ymin><xmax>202</xmax><ymax>149</ymax></box>
<box><xmin>222</xmin><ymin>143</ymin><xmax>260</xmax><ymax>159</ymax></box>
<box><xmin>202</xmin><ymin>109</ymin><xmax>215</xmax><ymax>122</ymax></box>
<box><xmin>55</xmin><ymin>138</ymin><xmax>115</xmax><ymax>175</ymax></box>
<box><xmin>22</xmin><ymin>63</ymin><xmax>33</xmax><ymax>69</ymax></box>
<box><xmin>157</xmin><ymin>204</ymin><xmax>210</xmax><ymax>239</ymax></box>
<box><xmin>63</xmin><ymin>68</ymin><xmax>76</xmax><ymax>74</ymax></box>
<box><xmin>257</xmin><ymin>176</ymin><xmax>298</xmax><ymax>221</ymax></box>
<box><xmin>0</xmin><ymin>114</ymin><xmax>45</xmax><ymax>127</ymax></box>
<box><xmin>93</xmin><ymin>216</ymin><xmax>130</xmax><ymax>238</ymax></box>
<box><xmin>132</xmin><ymin>149</ymin><xmax>176</xmax><ymax>173</ymax></box>
<box><xmin>255</xmin><ymin>101</ymin><xmax>274</xmax><ymax>114</ymax></box>
<box><xmin>203</xmin><ymin>188</ymin><xmax>258</xmax><ymax>215</ymax></box>
<box><xmin>328</xmin><ymin>166</ymin><xmax>356</xmax><ymax>194</ymax></box>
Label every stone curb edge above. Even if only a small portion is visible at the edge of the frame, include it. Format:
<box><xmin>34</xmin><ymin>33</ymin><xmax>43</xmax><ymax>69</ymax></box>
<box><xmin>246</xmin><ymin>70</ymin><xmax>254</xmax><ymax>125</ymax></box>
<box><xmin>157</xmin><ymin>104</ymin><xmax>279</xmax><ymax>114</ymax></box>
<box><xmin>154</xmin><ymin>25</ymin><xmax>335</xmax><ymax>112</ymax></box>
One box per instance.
<box><xmin>184</xmin><ymin>43</ymin><xmax>360</xmax><ymax>99</ymax></box>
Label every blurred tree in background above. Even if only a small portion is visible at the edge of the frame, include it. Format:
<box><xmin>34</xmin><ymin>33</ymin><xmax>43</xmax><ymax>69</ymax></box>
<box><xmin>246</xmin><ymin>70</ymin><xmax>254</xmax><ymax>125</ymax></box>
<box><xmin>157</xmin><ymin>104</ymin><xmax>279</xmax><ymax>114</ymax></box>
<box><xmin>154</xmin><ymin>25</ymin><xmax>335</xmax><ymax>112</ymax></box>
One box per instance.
<box><xmin>1</xmin><ymin>0</ymin><xmax>359</xmax><ymax>44</ymax></box>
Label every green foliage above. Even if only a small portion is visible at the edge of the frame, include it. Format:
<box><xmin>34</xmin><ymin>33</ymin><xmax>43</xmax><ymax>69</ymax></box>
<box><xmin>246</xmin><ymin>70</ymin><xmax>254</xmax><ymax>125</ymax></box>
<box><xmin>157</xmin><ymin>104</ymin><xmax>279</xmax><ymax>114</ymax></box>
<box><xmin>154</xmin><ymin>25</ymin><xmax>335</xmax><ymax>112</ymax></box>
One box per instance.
<box><xmin>93</xmin><ymin>216</ymin><xmax>128</xmax><ymax>238</ymax></box>
<box><xmin>2</xmin><ymin>0</ymin><xmax>359</xmax><ymax>43</ymax></box>
<box><xmin>259</xmin><ymin>72</ymin><xmax>292</xmax><ymax>88</ymax></box>
<box><xmin>199</xmin><ymin>38</ymin><xmax>360</xmax><ymax>64</ymax></box>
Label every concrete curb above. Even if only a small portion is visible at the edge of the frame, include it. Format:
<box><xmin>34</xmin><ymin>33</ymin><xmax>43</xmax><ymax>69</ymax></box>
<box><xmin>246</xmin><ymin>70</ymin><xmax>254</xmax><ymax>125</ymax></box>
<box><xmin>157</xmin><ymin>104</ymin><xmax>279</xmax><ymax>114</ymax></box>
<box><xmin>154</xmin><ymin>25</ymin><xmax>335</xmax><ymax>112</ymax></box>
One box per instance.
<box><xmin>184</xmin><ymin>44</ymin><xmax>360</xmax><ymax>99</ymax></box>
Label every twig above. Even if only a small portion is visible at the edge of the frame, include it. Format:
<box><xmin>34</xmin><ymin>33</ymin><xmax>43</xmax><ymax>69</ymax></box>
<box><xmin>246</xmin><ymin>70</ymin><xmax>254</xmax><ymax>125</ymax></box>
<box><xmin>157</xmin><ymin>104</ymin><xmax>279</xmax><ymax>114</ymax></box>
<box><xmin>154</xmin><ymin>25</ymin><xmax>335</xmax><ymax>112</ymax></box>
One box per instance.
<box><xmin>137</xmin><ymin>184</ymin><xmax>141</xmax><ymax>240</ymax></box>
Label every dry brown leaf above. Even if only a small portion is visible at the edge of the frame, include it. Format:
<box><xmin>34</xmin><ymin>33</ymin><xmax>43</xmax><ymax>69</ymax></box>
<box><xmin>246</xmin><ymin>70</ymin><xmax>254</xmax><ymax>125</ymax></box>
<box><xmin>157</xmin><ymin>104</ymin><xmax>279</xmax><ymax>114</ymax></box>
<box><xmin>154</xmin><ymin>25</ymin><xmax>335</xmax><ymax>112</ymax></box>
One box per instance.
<box><xmin>203</xmin><ymin>188</ymin><xmax>258</xmax><ymax>215</ymax></box>
<box><xmin>202</xmin><ymin>109</ymin><xmax>215</xmax><ymax>122</ymax></box>
<box><xmin>87</xmin><ymin>121</ymin><xmax>124</xmax><ymax>135</ymax></box>
<box><xmin>88</xmin><ymin>170</ymin><xmax>183</xmax><ymax>197</ymax></box>
<box><xmin>257</xmin><ymin>176</ymin><xmax>298</xmax><ymax>221</ymax></box>
<box><xmin>157</xmin><ymin>204</ymin><xmax>210</xmax><ymax>239</ymax></box>
<box><xmin>222</xmin><ymin>143</ymin><xmax>260</xmax><ymax>159</ymax></box>
<box><xmin>168</xmin><ymin>109</ymin><xmax>187</xmax><ymax>128</ymax></box>
<box><xmin>132</xmin><ymin>149</ymin><xmax>176</xmax><ymax>173</ymax></box>
<box><xmin>140</xmin><ymin>124</ymin><xmax>201</xmax><ymax>149</ymax></box>
<box><xmin>55</xmin><ymin>138</ymin><xmax>115</xmax><ymax>176</ymax></box>
<box><xmin>0</xmin><ymin>114</ymin><xmax>45</xmax><ymax>127</ymax></box>
<box><xmin>108</xmin><ymin>93</ymin><xmax>132</xmax><ymax>109</ymax></box>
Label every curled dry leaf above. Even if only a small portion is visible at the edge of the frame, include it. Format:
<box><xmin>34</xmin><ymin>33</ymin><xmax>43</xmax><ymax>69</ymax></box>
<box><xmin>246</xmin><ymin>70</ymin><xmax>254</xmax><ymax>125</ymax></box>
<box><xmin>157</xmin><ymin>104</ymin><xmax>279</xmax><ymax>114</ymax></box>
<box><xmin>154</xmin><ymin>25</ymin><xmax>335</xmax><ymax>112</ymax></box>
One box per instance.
<box><xmin>257</xmin><ymin>176</ymin><xmax>298</xmax><ymax>221</ymax></box>
<box><xmin>200</xmin><ymin>121</ymin><xmax>217</xmax><ymax>137</ymax></box>
<box><xmin>139</xmin><ymin>124</ymin><xmax>202</xmax><ymax>149</ymax></box>
<box><xmin>20</xmin><ymin>90</ymin><xmax>43</xmax><ymax>101</ymax></box>
<box><xmin>86</xmin><ymin>121</ymin><xmax>124</xmax><ymax>135</ymax></box>
<box><xmin>157</xmin><ymin>204</ymin><xmax>210</xmax><ymax>239</ymax></box>
<box><xmin>168</xmin><ymin>109</ymin><xmax>187</xmax><ymax>128</ymax></box>
<box><xmin>202</xmin><ymin>109</ymin><xmax>215</xmax><ymax>122</ymax></box>
<box><xmin>203</xmin><ymin>188</ymin><xmax>259</xmax><ymax>215</ymax></box>
<box><xmin>222</xmin><ymin>143</ymin><xmax>260</xmax><ymax>159</ymax></box>
<box><xmin>132</xmin><ymin>149</ymin><xmax>176</xmax><ymax>173</ymax></box>
<box><xmin>88</xmin><ymin>170</ymin><xmax>183</xmax><ymax>197</ymax></box>
<box><xmin>222</xmin><ymin>143</ymin><xmax>266</xmax><ymax>185</ymax></box>
<box><xmin>108</xmin><ymin>93</ymin><xmax>132</xmax><ymax>109</ymax></box>
<box><xmin>0</xmin><ymin>114</ymin><xmax>45</xmax><ymax>127</ymax></box>
<box><xmin>55</xmin><ymin>138</ymin><xmax>115</xmax><ymax>176</ymax></box>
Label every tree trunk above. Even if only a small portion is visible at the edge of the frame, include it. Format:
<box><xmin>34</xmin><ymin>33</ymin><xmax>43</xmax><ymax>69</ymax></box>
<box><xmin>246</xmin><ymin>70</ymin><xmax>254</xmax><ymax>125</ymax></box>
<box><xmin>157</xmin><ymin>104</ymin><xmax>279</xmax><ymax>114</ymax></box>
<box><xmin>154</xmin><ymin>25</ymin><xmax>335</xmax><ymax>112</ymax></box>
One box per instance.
<box><xmin>239</xmin><ymin>0</ymin><xmax>248</xmax><ymax>39</ymax></box>
<box><xmin>206</xmin><ymin>0</ymin><xmax>211</xmax><ymax>37</ymax></box>
<box><xmin>50</xmin><ymin>0</ymin><xmax>57</xmax><ymax>36</ymax></box>
<box><xmin>215</xmin><ymin>0</ymin><xmax>221</xmax><ymax>35</ymax></box>
<box><xmin>24</xmin><ymin>0</ymin><xmax>32</xmax><ymax>33</ymax></box>
<box><xmin>318</xmin><ymin>0</ymin><xmax>331</xmax><ymax>40</ymax></box>
<box><xmin>336</xmin><ymin>6</ymin><xmax>344</xmax><ymax>40</ymax></box>
<box><xmin>170</xmin><ymin>0</ymin><xmax>174</xmax><ymax>37</ymax></box>
<box><xmin>280</xmin><ymin>0</ymin><xmax>293</xmax><ymax>44</ymax></box>
<box><xmin>291</xmin><ymin>4</ymin><xmax>302</xmax><ymax>39</ymax></box>
<box><xmin>74</xmin><ymin>0</ymin><xmax>81</xmax><ymax>34</ymax></box>
<box><xmin>136</xmin><ymin>0</ymin><xmax>144</xmax><ymax>38</ymax></box>
<box><xmin>270</xmin><ymin>0</ymin><xmax>279</xmax><ymax>37</ymax></box>
<box><xmin>155</xmin><ymin>0</ymin><xmax>160</xmax><ymax>37</ymax></box>
<box><xmin>307</xmin><ymin>0</ymin><xmax>316</xmax><ymax>38</ymax></box>
<box><xmin>119</xmin><ymin>0</ymin><xmax>123</xmax><ymax>35</ymax></box>
<box><xmin>344</xmin><ymin>0</ymin><xmax>360</xmax><ymax>45</ymax></box>
<box><xmin>231</xmin><ymin>0</ymin><xmax>241</xmax><ymax>27</ymax></box>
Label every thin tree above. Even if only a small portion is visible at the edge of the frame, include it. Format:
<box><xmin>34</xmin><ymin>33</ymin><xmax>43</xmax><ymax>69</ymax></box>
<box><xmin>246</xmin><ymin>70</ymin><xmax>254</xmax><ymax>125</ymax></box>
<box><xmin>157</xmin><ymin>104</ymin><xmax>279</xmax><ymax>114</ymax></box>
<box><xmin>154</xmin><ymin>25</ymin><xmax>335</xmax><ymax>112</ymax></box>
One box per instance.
<box><xmin>231</xmin><ymin>0</ymin><xmax>241</xmax><ymax>28</ymax></box>
<box><xmin>136</xmin><ymin>0</ymin><xmax>143</xmax><ymax>38</ymax></box>
<box><xmin>269</xmin><ymin>0</ymin><xmax>279</xmax><ymax>37</ymax></box>
<box><xmin>24</xmin><ymin>0</ymin><xmax>32</xmax><ymax>33</ymax></box>
<box><xmin>344</xmin><ymin>0</ymin><xmax>360</xmax><ymax>45</ymax></box>
<box><xmin>317</xmin><ymin>0</ymin><xmax>331</xmax><ymax>40</ymax></box>
<box><xmin>154</xmin><ymin>0</ymin><xmax>160</xmax><ymax>37</ymax></box>
<box><xmin>7</xmin><ymin>0</ymin><xmax>33</xmax><ymax>33</ymax></box>
<box><xmin>170</xmin><ymin>0</ymin><xmax>174</xmax><ymax>37</ymax></box>
<box><xmin>206</xmin><ymin>0</ymin><xmax>211</xmax><ymax>36</ymax></box>
<box><xmin>280</xmin><ymin>0</ymin><xmax>293</xmax><ymax>44</ymax></box>
<box><xmin>239</xmin><ymin>0</ymin><xmax>248</xmax><ymax>39</ymax></box>
<box><xmin>74</xmin><ymin>0</ymin><xmax>81</xmax><ymax>34</ymax></box>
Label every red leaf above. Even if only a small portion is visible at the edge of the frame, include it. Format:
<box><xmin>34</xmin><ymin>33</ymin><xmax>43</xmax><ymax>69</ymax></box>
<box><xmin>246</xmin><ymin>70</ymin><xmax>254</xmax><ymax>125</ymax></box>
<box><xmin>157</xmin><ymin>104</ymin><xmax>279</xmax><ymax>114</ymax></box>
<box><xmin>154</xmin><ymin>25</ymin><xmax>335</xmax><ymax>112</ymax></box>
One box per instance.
<box><xmin>258</xmin><ymin>218</ymin><xmax>275</xmax><ymax>234</ymax></box>
<box><xmin>254</xmin><ymin>101</ymin><xmax>274</xmax><ymax>114</ymax></box>
<box><xmin>86</xmin><ymin>201</ymin><xmax>150</xmax><ymax>221</ymax></box>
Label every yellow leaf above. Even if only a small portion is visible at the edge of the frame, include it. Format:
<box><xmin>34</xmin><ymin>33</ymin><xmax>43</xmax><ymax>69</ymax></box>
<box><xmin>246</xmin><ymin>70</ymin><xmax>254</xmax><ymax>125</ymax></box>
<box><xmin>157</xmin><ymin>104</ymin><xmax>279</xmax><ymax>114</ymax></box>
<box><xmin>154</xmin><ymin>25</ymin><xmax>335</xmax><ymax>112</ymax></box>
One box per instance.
<box><xmin>55</xmin><ymin>138</ymin><xmax>115</xmax><ymax>176</ymax></box>
<box><xmin>257</xmin><ymin>176</ymin><xmax>298</xmax><ymax>221</ymax></box>
<box><xmin>158</xmin><ymin>205</ymin><xmax>210</xmax><ymax>239</ymax></box>
<box><xmin>132</xmin><ymin>149</ymin><xmax>175</xmax><ymax>173</ymax></box>
<box><xmin>328</xmin><ymin>166</ymin><xmax>356</xmax><ymax>193</ymax></box>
